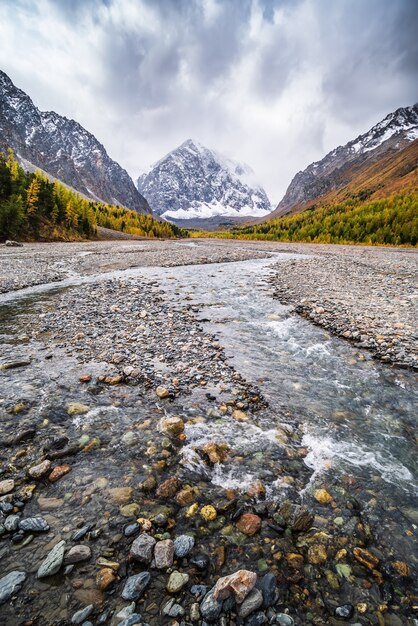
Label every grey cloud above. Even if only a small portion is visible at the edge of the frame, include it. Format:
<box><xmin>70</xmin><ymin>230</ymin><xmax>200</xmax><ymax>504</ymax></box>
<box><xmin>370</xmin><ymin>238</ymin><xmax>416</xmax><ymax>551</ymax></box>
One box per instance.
<box><xmin>0</xmin><ymin>0</ymin><xmax>417</xmax><ymax>201</ymax></box>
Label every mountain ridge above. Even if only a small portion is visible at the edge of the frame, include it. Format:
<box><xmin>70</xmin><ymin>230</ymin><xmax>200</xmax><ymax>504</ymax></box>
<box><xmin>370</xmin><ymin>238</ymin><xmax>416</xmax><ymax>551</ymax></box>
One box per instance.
<box><xmin>137</xmin><ymin>138</ymin><xmax>271</xmax><ymax>222</ymax></box>
<box><xmin>0</xmin><ymin>70</ymin><xmax>151</xmax><ymax>214</ymax></box>
<box><xmin>269</xmin><ymin>103</ymin><xmax>418</xmax><ymax>219</ymax></box>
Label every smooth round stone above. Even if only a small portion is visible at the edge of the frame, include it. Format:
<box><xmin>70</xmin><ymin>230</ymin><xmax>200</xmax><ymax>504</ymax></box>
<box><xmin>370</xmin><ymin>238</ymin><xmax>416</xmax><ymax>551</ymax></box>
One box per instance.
<box><xmin>0</xmin><ymin>571</ymin><xmax>26</xmax><ymax>605</ymax></box>
<box><xmin>19</xmin><ymin>517</ymin><xmax>50</xmax><ymax>533</ymax></box>
<box><xmin>64</xmin><ymin>545</ymin><xmax>92</xmax><ymax>564</ymax></box>
<box><xmin>334</xmin><ymin>604</ymin><xmax>354</xmax><ymax>619</ymax></box>
<box><xmin>167</xmin><ymin>571</ymin><xmax>189</xmax><ymax>593</ymax></box>
<box><xmin>163</xmin><ymin>598</ymin><xmax>185</xmax><ymax>617</ymax></box>
<box><xmin>123</xmin><ymin>522</ymin><xmax>140</xmax><ymax>537</ymax></box>
<box><xmin>276</xmin><ymin>615</ymin><xmax>295</xmax><ymax>626</ymax></box>
<box><xmin>37</xmin><ymin>540</ymin><xmax>66</xmax><ymax>578</ymax></box>
<box><xmin>121</xmin><ymin>572</ymin><xmax>151</xmax><ymax>601</ymax></box>
<box><xmin>71</xmin><ymin>604</ymin><xmax>93</xmax><ymax>624</ymax></box>
<box><xmin>174</xmin><ymin>534</ymin><xmax>195</xmax><ymax>558</ymax></box>
<box><xmin>200</xmin><ymin>590</ymin><xmax>223</xmax><ymax>622</ymax></box>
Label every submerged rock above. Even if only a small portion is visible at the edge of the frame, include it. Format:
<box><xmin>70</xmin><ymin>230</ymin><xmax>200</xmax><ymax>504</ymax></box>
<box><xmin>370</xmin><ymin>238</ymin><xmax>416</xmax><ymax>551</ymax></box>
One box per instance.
<box><xmin>154</xmin><ymin>539</ymin><xmax>174</xmax><ymax>569</ymax></box>
<box><xmin>174</xmin><ymin>534</ymin><xmax>195</xmax><ymax>557</ymax></box>
<box><xmin>200</xmin><ymin>589</ymin><xmax>223</xmax><ymax>622</ymax></box>
<box><xmin>19</xmin><ymin>517</ymin><xmax>50</xmax><ymax>533</ymax></box>
<box><xmin>37</xmin><ymin>540</ymin><xmax>66</xmax><ymax>578</ymax></box>
<box><xmin>121</xmin><ymin>572</ymin><xmax>151</xmax><ymax>601</ymax></box>
<box><xmin>130</xmin><ymin>533</ymin><xmax>156</xmax><ymax>563</ymax></box>
<box><xmin>0</xmin><ymin>571</ymin><xmax>26</xmax><ymax>605</ymax></box>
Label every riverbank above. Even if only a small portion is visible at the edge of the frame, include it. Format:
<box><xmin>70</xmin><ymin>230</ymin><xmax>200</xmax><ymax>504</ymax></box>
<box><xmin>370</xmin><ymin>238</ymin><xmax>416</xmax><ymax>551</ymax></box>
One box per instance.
<box><xmin>1</xmin><ymin>239</ymin><xmax>416</xmax><ymax>369</ymax></box>
<box><xmin>0</xmin><ymin>240</ymin><xmax>416</xmax><ymax>625</ymax></box>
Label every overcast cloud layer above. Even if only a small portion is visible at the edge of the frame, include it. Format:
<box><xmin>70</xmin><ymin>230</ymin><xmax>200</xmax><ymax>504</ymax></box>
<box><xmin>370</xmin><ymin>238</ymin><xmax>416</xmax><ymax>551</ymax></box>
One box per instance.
<box><xmin>0</xmin><ymin>0</ymin><xmax>417</xmax><ymax>203</ymax></box>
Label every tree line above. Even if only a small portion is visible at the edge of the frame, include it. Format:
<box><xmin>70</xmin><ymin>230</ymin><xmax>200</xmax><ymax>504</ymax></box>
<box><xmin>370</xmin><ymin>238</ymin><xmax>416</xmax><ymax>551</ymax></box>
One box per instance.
<box><xmin>232</xmin><ymin>192</ymin><xmax>418</xmax><ymax>246</ymax></box>
<box><xmin>0</xmin><ymin>149</ymin><xmax>186</xmax><ymax>241</ymax></box>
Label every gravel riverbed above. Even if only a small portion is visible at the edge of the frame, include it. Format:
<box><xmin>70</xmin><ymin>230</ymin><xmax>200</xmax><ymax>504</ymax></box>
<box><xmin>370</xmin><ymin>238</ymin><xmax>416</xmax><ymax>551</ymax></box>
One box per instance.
<box><xmin>0</xmin><ymin>239</ymin><xmax>416</xmax><ymax>626</ymax></box>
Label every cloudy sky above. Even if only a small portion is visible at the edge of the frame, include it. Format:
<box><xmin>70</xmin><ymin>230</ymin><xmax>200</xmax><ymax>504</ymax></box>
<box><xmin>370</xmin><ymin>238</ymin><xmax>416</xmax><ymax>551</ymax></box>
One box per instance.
<box><xmin>1</xmin><ymin>0</ymin><xmax>417</xmax><ymax>203</ymax></box>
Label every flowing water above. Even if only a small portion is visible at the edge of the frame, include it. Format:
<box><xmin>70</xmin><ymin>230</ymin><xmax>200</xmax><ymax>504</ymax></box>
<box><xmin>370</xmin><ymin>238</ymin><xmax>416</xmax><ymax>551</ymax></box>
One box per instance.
<box><xmin>0</xmin><ymin>251</ymin><xmax>417</xmax><ymax>622</ymax></box>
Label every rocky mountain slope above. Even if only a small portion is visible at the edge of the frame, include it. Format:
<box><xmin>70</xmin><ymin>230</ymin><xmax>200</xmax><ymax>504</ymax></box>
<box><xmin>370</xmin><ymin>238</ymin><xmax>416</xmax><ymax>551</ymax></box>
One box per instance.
<box><xmin>137</xmin><ymin>139</ymin><xmax>271</xmax><ymax>222</ymax></box>
<box><xmin>0</xmin><ymin>70</ymin><xmax>151</xmax><ymax>214</ymax></box>
<box><xmin>269</xmin><ymin>103</ymin><xmax>418</xmax><ymax>218</ymax></box>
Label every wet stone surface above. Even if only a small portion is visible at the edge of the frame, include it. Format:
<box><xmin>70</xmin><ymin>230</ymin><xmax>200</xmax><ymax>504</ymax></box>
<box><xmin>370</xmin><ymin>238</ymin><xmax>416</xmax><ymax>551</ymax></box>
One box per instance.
<box><xmin>0</xmin><ymin>240</ymin><xmax>416</xmax><ymax>625</ymax></box>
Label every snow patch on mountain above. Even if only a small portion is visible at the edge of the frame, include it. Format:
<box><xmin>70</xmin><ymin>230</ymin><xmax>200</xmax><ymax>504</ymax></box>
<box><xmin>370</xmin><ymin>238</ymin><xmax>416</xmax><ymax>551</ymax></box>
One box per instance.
<box><xmin>137</xmin><ymin>139</ymin><xmax>271</xmax><ymax>219</ymax></box>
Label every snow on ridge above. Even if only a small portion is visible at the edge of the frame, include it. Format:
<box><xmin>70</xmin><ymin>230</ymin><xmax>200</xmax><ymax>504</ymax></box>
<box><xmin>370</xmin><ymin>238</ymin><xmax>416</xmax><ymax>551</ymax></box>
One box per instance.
<box><xmin>162</xmin><ymin>201</ymin><xmax>271</xmax><ymax>220</ymax></box>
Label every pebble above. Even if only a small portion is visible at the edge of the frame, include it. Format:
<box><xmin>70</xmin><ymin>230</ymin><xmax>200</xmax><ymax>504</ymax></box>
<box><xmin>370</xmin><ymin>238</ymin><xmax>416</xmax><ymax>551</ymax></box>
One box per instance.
<box><xmin>121</xmin><ymin>572</ymin><xmax>151</xmax><ymax>601</ymax></box>
<box><xmin>259</xmin><ymin>573</ymin><xmax>276</xmax><ymax>608</ymax></box>
<box><xmin>4</xmin><ymin>515</ymin><xmax>20</xmax><ymax>532</ymax></box>
<box><xmin>200</xmin><ymin>590</ymin><xmax>223</xmax><ymax>622</ymax></box>
<box><xmin>96</xmin><ymin>568</ymin><xmax>116</xmax><ymax>590</ymax></box>
<box><xmin>49</xmin><ymin>464</ymin><xmax>72</xmax><ymax>482</ymax></box>
<box><xmin>167</xmin><ymin>570</ymin><xmax>189</xmax><ymax>593</ymax></box>
<box><xmin>174</xmin><ymin>534</ymin><xmax>195</xmax><ymax>557</ymax></box>
<box><xmin>246</xmin><ymin>612</ymin><xmax>268</xmax><ymax>626</ymax></box>
<box><xmin>314</xmin><ymin>488</ymin><xmax>333</xmax><ymax>504</ymax></box>
<box><xmin>200</xmin><ymin>505</ymin><xmax>217</xmax><ymax>521</ymax></box>
<box><xmin>236</xmin><ymin>513</ymin><xmax>262</xmax><ymax>536</ymax></box>
<box><xmin>117</xmin><ymin>615</ymin><xmax>143</xmax><ymax>626</ymax></box>
<box><xmin>130</xmin><ymin>533</ymin><xmax>156</xmax><ymax>563</ymax></box>
<box><xmin>37</xmin><ymin>540</ymin><xmax>66</xmax><ymax>578</ymax></box>
<box><xmin>213</xmin><ymin>570</ymin><xmax>257</xmax><ymax>603</ymax></box>
<box><xmin>64</xmin><ymin>545</ymin><xmax>92</xmax><ymax>564</ymax></box>
<box><xmin>154</xmin><ymin>539</ymin><xmax>174</xmax><ymax>569</ymax></box>
<box><xmin>161</xmin><ymin>416</ymin><xmax>184</xmax><ymax>436</ymax></box>
<box><xmin>0</xmin><ymin>571</ymin><xmax>26</xmax><ymax>605</ymax></box>
<box><xmin>190</xmin><ymin>554</ymin><xmax>210</xmax><ymax>570</ymax></box>
<box><xmin>238</xmin><ymin>588</ymin><xmax>263</xmax><ymax>617</ymax></box>
<box><xmin>28</xmin><ymin>459</ymin><xmax>52</xmax><ymax>478</ymax></box>
<box><xmin>0</xmin><ymin>479</ymin><xmax>14</xmax><ymax>495</ymax></box>
<box><xmin>155</xmin><ymin>386</ymin><xmax>170</xmax><ymax>399</ymax></box>
<box><xmin>19</xmin><ymin>517</ymin><xmax>50</xmax><ymax>533</ymax></box>
<box><xmin>334</xmin><ymin>604</ymin><xmax>354</xmax><ymax>619</ymax></box>
<box><xmin>71</xmin><ymin>604</ymin><xmax>94</xmax><ymax>624</ymax></box>
<box><xmin>67</xmin><ymin>402</ymin><xmax>90</xmax><ymax>415</ymax></box>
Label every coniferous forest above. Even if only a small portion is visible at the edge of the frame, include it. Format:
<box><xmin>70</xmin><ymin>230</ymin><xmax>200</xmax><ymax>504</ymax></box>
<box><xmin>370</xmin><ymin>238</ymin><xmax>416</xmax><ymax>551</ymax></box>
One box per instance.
<box><xmin>0</xmin><ymin>150</ymin><xmax>186</xmax><ymax>241</ymax></box>
<box><xmin>233</xmin><ymin>193</ymin><xmax>418</xmax><ymax>246</ymax></box>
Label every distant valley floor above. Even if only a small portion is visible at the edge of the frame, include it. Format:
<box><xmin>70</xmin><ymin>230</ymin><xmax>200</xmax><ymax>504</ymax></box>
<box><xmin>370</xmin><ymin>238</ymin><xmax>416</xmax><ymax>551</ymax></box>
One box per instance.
<box><xmin>1</xmin><ymin>239</ymin><xmax>416</xmax><ymax>368</ymax></box>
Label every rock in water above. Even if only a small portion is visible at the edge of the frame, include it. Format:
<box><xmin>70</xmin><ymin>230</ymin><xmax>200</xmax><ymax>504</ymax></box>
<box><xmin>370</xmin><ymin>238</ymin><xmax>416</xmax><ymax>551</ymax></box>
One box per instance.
<box><xmin>130</xmin><ymin>533</ymin><xmax>156</xmax><ymax>563</ymax></box>
<box><xmin>19</xmin><ymin>517</ymin><xmax>50</xmax><ymax>533</ymax></box>
<box><xmin>71</xmin><ymin>604</ymin><xmax>94</xmax><ymax>624</ymax></box>
<box><xmin>154</xmin><ymin>539</ymin><xmax>174</xmax><ymax>569</ymax></box>
<box><xmin>0</xmin><ymin>571</ymin><xmax>26</xmax><ymax>605</ymax></box>
<box><xmin>121</xmin><ymin>572</ymin><xmax>151</xmax><ymax>601</ymax></box>
<box><xmin>37</xmin><ymin>540</ymin><xmax>66</xmax><ymax>578</ymax></box>
<box><xmin>259</xmin><ymin>573</ymin><xmax>277</xmax><ymax>608</ymax></box>
<box><xmin>167</xmin><ymin>571</ymin><xmax>189</xmax><ymax>593</ymax></box>
<box><xmin>213</xmin><ymin>569</ymin><xmax>257</xmax><ymax>603</ymax></box>
<box><xmin>174</xmin><ymin>534</ymin><xmax>195</xmax><ymax>557</ymax></box>
<box><xmin>238</xmin><ymin>588</ymin><xmax>263</xmax><ymax>617</ymax></box>
<box><xmin>64</xmin><ymin>545</ymin><xmax>92</xmax><ymax>564</ymax></box>
<box><xmin>200</xmin><ymin>589</ymin><xmax>223</xmax><ymax>622</ymax></box>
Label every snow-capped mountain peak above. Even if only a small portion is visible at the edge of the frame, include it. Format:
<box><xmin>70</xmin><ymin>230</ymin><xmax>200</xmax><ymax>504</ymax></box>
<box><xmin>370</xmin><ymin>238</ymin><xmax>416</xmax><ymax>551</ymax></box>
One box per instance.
<box><xmin>136</xmin><ymin>139</ymin><xmax>271</xmax><ymax>221</ymax></box>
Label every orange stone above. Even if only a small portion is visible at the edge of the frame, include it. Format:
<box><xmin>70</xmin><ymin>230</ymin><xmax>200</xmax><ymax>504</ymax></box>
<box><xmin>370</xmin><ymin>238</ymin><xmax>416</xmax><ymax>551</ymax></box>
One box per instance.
<box><xmin>49</xmin><ymin>464</ymin><xmax>72</xmax><ymax>482</ymax></box>
<box><xmin>213</xmin><ymin>569</ymin><xmax>257</xmax><ymax>603</ymax></box>
<box><xmin>176</xmin><ymin>487</ymin><xmax>195</xmax><ymax>506</ymax></box>
<box><xmin>353</xmin><ymin>547</ymin><xmax>379</xmax><ymax>571</ymax></box>
<box><xmin>236</xmin><ymin>513</ymin><xmax>262</xmax><ymax>536</ymax></box>
<box><xmin>156</xmin><ymin>476</ymin><xmax>179</xmax><ymax>498</ymax></box>
<box><xmin>96</xmin><ymin>568</ymin><xmax>116</xmax><ymax>590</ymax></box>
